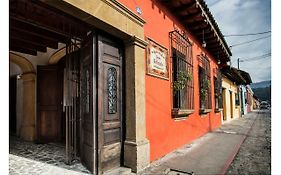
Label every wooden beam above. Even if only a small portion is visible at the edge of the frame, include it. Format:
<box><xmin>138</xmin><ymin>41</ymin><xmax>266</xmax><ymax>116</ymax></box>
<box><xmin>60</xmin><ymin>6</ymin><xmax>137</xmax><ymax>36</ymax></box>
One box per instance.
<box><xmin>10</xmin><ymin>46</ymin><xmax>37</xmax><ymax>56</ymax></box>
<box><xmin>193</xmin><ymin>33</ymin><xmax>217</xmax><ymax>43</ymax></box>
<box><xmin>188</xmin><ymin>23</ymin><xmax>209</xmax><ymax>30</ymax></box>
<box><xmin>10</xmin><ymin>20</ymin><xmax>62</xmax><ymax>44</ymax></box>
<box><xmin>203</xmin><ymin>34</ymin><xmax>216</xmax><ymax>40</ymax></box>
<box><xmin>208</xmin><ymin>48</ymin><xmax>221</xmax><ymax>55</ymax></box>
<box><xmin>208</xmin><ymin>47</ymin><xmax>223</xmax><ymax>54</ymax></box>
<box><xmin>183</xmin><ymin>15</ymin><xmax>205</xmax><ymax>23</ymax></box>
<box><xmin>180</xmin><ymin>11</ymin><xmax>202</xmax><ymax>21</ymax></box>
<box><xmin>194</xmin><ymin>28</ymin><xmax>213</xmax><ymax>35</ymax></box>
<box><xmin>10</xmin><ymin>17</ymin><xmax>70</xmax><ymax>43</ymax></box>
<box><xmin>172</xmin><ymin>2</ymin><xmax>196</xmax><ymax>13</ymax></box>
<box><xmin>10</xmin><ymin>28</ymin><xmax>58</xmax><ymax>49</ymax></box>
<box><xmin>186</xmin><ymin>20</ymin><xmax>208</xmax><ymax>27</ymax></box>
<box><xmin>10</xmin><ymin>38</ymin><xmax>47</xmax><ymax>53</ymax></box>
<box><xmin>205</xmin><ymin>40</ymin><xmax>220</xmax><ymax>46</ymax></box>
<box><xmin>10</xmin><ymin>0</ymin><xmax>88</xmax><ymax>40</ymax></box>
<box><xmin>203</xmin><ymin>37</ymin><xmax>219</xmax><ymax>44</ymax></box>
<box><xmin>207</xmin><ymin>44</ymin><xmax>221</xmax><ymax>50</ymax></box>
<box><xmin>160</xmin><ymin>0</ymin><xmax>172</xmax><ymax>3</ymax></box>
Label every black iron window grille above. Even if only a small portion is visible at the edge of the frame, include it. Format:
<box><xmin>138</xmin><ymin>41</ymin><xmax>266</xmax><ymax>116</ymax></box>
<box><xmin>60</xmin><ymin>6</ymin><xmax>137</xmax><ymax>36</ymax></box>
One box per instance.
<box><xmin>214</xmin><ymin>68</ymin><xmax>223</xmax><ymax>111</ymax></box>
<box><xmin>169</xmin><ymin>30</ymin><xmax>194</xmax><ymax>112</ymax></box>
<box><xmin>198</xmin><ymin>55</ymin><xmax>212</xmax><ymax>111</ymax></box>
<box><xmin>107</xmin><ymin>67</ymin><xmax>117</xmax><ymax>114</ymax></box>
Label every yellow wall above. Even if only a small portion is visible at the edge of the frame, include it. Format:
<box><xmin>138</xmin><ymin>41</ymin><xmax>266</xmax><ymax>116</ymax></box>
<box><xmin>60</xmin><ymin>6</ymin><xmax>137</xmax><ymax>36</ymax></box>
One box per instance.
<box><xmin>222</xmin><ymin>76</ymin><xmax>240</xmax><ymax>123</ymax></box>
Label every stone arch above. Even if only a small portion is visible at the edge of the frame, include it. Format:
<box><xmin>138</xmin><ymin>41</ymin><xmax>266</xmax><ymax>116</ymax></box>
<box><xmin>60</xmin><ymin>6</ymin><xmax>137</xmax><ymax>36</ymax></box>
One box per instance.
<box><xmin>9</xmin><ymin>52</ymin><xmax>36</xmax><ymax>141</ymax></box>
<box><xmin>49</xmin><ymin>47</ymin><xmax>66</xmax><ymax>65</ymax></box>
<box><xmin>49</xmin><ymin>44</ymin><xmax>80</xmax><ymax>65</ymax></box>
<box><xmin>9</xmin><ymin>52</ymin><xmax>35</xmax><ymax>73</ymax></box>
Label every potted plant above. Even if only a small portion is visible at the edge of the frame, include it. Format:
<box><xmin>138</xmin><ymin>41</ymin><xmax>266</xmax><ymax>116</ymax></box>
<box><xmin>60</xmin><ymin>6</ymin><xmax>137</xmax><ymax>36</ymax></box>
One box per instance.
<box><xmin>172</xmin><ymin>71</ymin><xmax>194</xmax><ymax>117</ymax></box>
<box><xmin>172</xmin><ymin>71</ymin><xmax>192</xmax><ymax>93</ymax></box>
<box><xmin>200</xmin><ymin>78</ymin><xmax>210</xmax><ymax>110</ymax></box>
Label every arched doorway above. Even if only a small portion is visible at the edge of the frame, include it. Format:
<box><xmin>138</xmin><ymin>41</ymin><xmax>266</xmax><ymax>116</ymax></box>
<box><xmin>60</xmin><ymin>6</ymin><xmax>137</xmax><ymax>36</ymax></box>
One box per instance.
<box><xmin>10</xmin><ymin>62</ymin><xmax>21</xmax><ymax>135</ymax></box>
<box><xmin>9</xmin><ymin>52</ymin><xmax>36</xmax><ymax>141</ymax></box>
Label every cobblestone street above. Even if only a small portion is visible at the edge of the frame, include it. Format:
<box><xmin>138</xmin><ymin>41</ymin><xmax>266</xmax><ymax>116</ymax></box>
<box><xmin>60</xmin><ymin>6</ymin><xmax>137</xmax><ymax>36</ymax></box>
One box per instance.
<box><xmin>138</xmin><ymin>110</ymin><xmax>271</xmax><ymax>175</ymax></box>
<box><xmin>227</xmin><ymin>110</ymin><xmax>271</xmax><ymax>174</ymax></box>
<box><xmin>9</xmin><ymin>137</ymin><xmax>91</xmax><ymax>175</ymax></box>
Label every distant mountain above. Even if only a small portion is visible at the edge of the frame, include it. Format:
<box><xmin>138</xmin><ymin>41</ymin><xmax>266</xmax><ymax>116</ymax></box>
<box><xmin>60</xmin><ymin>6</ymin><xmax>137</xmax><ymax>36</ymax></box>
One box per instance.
<box><xmin>250</xmin><ymin>80</ymin><xmax>271</xmax><ymax>89</ymax></box>
<box><xmin>252</xmin><ymin>86</ymin><xmax>271</xmax><ymax>103</ymax></box>
<box><xmin>251</xmin><ymin>80</ymin><xmax>271</xmax><ymax>103</ymax></box>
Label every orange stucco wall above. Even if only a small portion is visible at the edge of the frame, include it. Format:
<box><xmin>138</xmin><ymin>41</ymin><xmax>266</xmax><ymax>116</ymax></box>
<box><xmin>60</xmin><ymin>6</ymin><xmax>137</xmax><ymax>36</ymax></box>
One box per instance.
<box><xmin>118</xmin><ymin>0</ymin><xmax>222</xmax><ymax>161</ymax></box>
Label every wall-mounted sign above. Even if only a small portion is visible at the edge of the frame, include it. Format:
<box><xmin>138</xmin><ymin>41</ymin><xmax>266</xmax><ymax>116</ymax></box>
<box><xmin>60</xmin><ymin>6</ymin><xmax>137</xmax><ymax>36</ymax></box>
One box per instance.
<box><xmin>146</xmin><ymin>38</ymin><xmax>169</xmax><ymax>80</ymax></box>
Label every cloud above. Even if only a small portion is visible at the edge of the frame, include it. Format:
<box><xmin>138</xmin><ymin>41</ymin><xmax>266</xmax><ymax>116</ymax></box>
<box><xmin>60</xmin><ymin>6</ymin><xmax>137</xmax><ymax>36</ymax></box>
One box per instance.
<box><xmin>205</xmin><ymin>0</ymin><xmax>271</xmax><ymax>82</ymax></box>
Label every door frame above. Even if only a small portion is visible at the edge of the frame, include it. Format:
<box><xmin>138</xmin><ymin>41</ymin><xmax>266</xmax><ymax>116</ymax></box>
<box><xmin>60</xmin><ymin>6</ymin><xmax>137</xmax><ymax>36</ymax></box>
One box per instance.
<box><xmin>222</xmin><ymin>88</ymin><xmax>227</xmax><ymax>121</ymax></box>
<box><xmin>229</xmin><ymin>90</ymin><xmax>234</xmax><ymax>118</ymax></box>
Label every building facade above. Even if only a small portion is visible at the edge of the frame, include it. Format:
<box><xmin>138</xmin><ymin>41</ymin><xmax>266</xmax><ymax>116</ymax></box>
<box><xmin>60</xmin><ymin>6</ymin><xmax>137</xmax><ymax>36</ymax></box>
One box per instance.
<box><xmin>246</xmin><ymin>85</ymin><xmax>254</xmax><ymax>113</ymax></box>
<box><xmin>9</xmin><ymin>0</ymin><xmax>232</xmax><ymax>174</ymax></box>
<box><xmin>221</xmin><ymin>76</ymin><xmax>241</xmax><ymax>122</ymax></box>
<box><xmin>220</xmin><ymin>66</ymin><xmax>252</xmax><ymax>122</ymax></box>
<box><xmin>238</xmin><ymin>70</ymin><xmax>253</xmax><ymax>116</ymax></box>
<box><xmin>253</xmin><ymin>95</ymin><xmax>260</xmax><ymax>109</ymax></box>
<box><xmin>240</xmin><ymin>85</ymin><xmax>248</xmax><ymax>115</ymax></box>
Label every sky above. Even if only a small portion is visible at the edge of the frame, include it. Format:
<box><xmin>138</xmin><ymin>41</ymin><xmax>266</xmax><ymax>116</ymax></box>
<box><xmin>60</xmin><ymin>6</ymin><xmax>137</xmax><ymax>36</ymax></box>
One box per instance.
<box><xmin>205</xmin><ymin>0</ymin><xmax>271</xmax><ymax>83</ymax></box>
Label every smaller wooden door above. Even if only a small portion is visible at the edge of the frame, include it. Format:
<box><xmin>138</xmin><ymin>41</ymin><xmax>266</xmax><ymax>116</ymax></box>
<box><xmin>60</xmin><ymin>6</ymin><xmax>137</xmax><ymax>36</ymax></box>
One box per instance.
<box><xmin>97</xmin><ymin>35</ymin><xmax>123</xmax><ymax>174</ymax></box>
<box><xmin>37</xmin><ymin>65</ymin><xmax>63</xmax><ymax>143</ymax></box>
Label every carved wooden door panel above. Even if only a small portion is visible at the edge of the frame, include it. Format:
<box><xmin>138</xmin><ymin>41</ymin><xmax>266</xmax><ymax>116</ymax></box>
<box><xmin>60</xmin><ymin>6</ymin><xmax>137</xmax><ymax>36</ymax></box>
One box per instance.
<box><xmin>80</xmin><ymin>33</ymin><xmax>97</xmax><ymax>174</ymax></box>
<box><xmin>97</xmin><ymin>35</ymin><xmax>123</xmax><ymax>174</ymax></box>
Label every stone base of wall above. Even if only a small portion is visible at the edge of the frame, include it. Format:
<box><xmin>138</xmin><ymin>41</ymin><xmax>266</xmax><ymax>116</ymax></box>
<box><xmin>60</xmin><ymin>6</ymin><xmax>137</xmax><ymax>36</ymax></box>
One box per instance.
<box><xmin>124</xmin><ymin>139</ymin><xmax>150</xmax><ymax>173</ymax></box>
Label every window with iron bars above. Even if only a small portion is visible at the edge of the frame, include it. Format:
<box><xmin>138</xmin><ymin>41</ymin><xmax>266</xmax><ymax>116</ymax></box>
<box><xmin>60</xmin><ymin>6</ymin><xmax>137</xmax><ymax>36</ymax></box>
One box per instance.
<box><xmin>198</xmin><ymin>55</ymin><xmax>212</xmax><ymax>112</ymax></box>
<box><xmin>214</xmin><ymin>68</ymin><xmax>223</xmax><ymax>111</ymax></box>
<box><xmin>170</xmin><ymin>31</ymin><xmax>194</xmax><ymax>117</ymax></box>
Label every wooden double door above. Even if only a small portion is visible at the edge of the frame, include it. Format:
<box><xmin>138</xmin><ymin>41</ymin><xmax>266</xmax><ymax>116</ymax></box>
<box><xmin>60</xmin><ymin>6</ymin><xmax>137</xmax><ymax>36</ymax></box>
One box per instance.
<box><xmin>37</xmin><ymin>33</ymin><xmax>123</xmax><ymax>174</ymax></box>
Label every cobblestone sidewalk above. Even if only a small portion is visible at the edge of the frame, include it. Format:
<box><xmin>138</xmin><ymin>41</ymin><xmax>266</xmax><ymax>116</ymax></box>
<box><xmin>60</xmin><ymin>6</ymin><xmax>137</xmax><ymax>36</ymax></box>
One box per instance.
<box><xmin>9</xmin><ymin>136</ymin><xmax>91</xmax><ymax>175</ymax></box>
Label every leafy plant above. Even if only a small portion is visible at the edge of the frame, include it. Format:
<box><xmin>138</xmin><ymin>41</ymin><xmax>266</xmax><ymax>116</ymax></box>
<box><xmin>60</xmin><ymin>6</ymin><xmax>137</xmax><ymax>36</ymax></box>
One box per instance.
<box><xmin>200</xmin><ymin>78</ymin><xmax>210</xmax><ymax>101</ymax></box>
<box><xmin>173</xmin><ymin>71</ymin><xmax>192</xmax><ymax>93</ymax></box>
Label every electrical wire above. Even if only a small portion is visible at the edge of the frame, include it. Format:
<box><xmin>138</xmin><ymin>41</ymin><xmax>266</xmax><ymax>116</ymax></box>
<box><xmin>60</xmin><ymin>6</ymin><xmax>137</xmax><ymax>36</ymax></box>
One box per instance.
<box><xmin>241</xmin><ymin>52</ymin><xmax>271</xmax><ymax>60</ymax></box>
<box><xmin>233</xmin><ymin>53</ymin><xmax>271</xmax><ymax>62</ymax></box>
<box><xmin>224</xmin><ymin>31</ymin><xmax>271</xmax><ymax>37</ymax></box>
<box><xmin>240</xmin><ymin>56</ymin><xmax>271</xmax><ymax>62</ymax></box>
<box><xmin>229</xmin><ymin>35</ymin><xmax>271</xmax><ymax>48</ymax></box>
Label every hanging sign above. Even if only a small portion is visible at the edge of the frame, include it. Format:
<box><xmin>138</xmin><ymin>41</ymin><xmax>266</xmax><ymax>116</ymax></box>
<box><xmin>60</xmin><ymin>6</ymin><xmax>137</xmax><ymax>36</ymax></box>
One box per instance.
<box><xmin>146</xmin><ymin>38</ymin><xmax>169</xmax><ymax>80</ymax></box>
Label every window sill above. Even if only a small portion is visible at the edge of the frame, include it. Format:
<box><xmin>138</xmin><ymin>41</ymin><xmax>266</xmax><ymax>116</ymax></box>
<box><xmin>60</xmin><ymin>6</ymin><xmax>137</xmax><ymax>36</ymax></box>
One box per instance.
<box><xmin>172</xmin><ymin>109</ymin><xmax>194</xmax><ymax>119</ymax></box>
<box><xmin>199</xmin><ymin>108</ymin><xmax>212</xmax><ymax>114</ymax></box>
<box><xmin>215</xmin><ymin>108</ymin><xmax>223</xmax><ymax>113</ymax></box>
